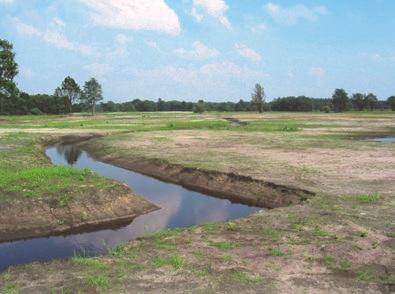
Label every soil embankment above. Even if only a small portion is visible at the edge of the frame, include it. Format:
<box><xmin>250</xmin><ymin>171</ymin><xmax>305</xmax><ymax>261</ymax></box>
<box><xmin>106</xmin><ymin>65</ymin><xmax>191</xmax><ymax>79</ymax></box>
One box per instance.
<box><xmin>0</xmin><ymin>186</ymin><xmax>157</xmax><ymax>243</ymax></box>
<box><xmin>80</xmin><ymin>141</ymin><xmax>314</xmax><ymax>209</ymax></box>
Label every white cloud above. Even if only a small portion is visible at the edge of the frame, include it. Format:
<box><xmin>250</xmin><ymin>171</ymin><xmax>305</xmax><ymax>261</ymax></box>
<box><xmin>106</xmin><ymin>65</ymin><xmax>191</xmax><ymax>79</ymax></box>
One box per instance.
<box><xmin>309</xmin><ymin>67</ymin><xmax>325</xmax><ymax>78</ymax></box>
<box><xmin>80</xmin><ymin>0</ymin><xmax>181</xmax><ymax>35</ymax></box>
<box><xmin>136</xmin><ymin>61</ymin><xmax>265</xmax><ymax>85</ymax></box>
<box><xmin>52</xmin><ymin>17</ymin><xmax>65</xmax><ymax>27</ymax></box>
<box><xmin>14</xmin><ymin>18</ymin><xmax>41</xmax><ymax>36</ymax></box>
<box><xmin>264</xmin><ymin>2</ymin><xmax>328</xmax><ymax>25</ymax></box>
<box><xmin>137</xmin><ymin>66</ymin><xmax>198</xmax><ymax>83</ymax></box>
<box><xmin>200</xmin><ymin>61</ymin><xmax>263</xmax><ymax>78</ymax></box>
<box><xmin>174</xmin><ymin>41</ymin><xmax>219</xmax><ymax>60</ymax></box>
<box><xmin>13</xmin><ymin>18</ymin><xmax>94</xmax><ymax>56</ymax></box>
<box><xmin>0</xmin><ymin>0</ymin><xmax>14</xmax><ymax>4</ymax></box>
<box><xmin>191</xmin><ymin>7</ymin><xmax>204</xmax><ymax>22</ymax></box>
<box><xmin>84</xmin><ymin>63</ymin><xmax>112</xmax><ymax>78</ymax></box>
<box><xmin>234</xmin><ymin>44</ymin><xmax>262</xmax><ymax>61</ymax></box>
<box><xmin>192</xmin><ymin>0</ymin><xmax>231</xmax><ymax>28</ymax></box>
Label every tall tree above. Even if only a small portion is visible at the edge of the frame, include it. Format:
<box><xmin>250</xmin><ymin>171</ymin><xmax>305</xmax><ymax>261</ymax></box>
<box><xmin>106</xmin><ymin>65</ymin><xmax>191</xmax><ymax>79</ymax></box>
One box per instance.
<box><xmin>351</xmin><ymin>93</ymin><xmax>365</xmax><ymax>111</ymax></box>
<box><xmin>387</xmin><ymin>96</ymin><xmax>395</xmax><ymax>111</ymax></box>
<box><xmin>54</xmin><ymin>76</ymin><xmax>81</xmax><ymax>113</ymax></box>
<box><xmin>0</xmin><ymin>39</ymin><xmax>18</xmax><ymax>83</ymax></box>
<box><xmin>0</xmin><ymin>39</ymin><xmax>19</xmax><ymax>114</ymax></box>
<box><xmin>332</xmin><ymin>88</ymin><xmax>349</xmax><ymax>112</ymax></box>
<box><xmin>251</xmin><ymin>83</ymin><xmax>265</xmax><ymax>113</ymax></box>
<box><xmin>364</xmin><ymin>93</ymin><xmax>378</xmax><ymax>111</ymax></box>
<box><xmin>81</xmin><ymin>78</ymin><xmax>103</xmax><ymax>115</ymax></box>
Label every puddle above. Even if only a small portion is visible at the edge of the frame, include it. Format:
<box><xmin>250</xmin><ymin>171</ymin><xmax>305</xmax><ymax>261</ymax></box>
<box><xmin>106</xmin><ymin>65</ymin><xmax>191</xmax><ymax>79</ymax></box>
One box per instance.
<box><xmin>367</xmin><ymin>137</ymin><xmax>395</xmax><ymax>143</ymax></box>
<box><xmin>0</xmin><ymin>145</ymin><xmax>260</xmax><ymax>271</ymax></box>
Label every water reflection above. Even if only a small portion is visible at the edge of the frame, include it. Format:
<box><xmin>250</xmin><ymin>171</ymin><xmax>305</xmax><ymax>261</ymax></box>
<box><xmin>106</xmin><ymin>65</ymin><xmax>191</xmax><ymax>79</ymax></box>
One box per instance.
<box><xmin>55</xmin><ymin>145</ymin><xmax>82</xmax><ymax>165</ymax></box>
<box><xmin>0</xmin><ymin>144</ymin><xmax>261</xmax><ymax>271</ymax></box>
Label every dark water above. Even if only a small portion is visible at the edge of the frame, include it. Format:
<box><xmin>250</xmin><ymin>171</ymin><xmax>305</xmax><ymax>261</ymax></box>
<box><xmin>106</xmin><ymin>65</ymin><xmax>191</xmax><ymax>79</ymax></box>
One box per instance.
<box><xmin>368</xmin><ymin>136</ymin><xmax>395</xmax><ymax>143</ymax></box>
<box><xmin>0</xmin><ymin>145</ymin><xmax>260</xmax><ymax>271</ymax></box>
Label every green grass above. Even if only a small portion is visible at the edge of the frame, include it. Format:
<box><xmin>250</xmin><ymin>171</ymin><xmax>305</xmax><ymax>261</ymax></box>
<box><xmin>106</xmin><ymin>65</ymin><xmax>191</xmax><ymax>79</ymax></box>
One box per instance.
<box><xmin>231</xmin><ymin>271</ymin><xmax>262</xmax><ymax>284</ymax></box>
<box><xmin>72</xmin><ymin>256</ymin><xmax>109</xmax><ymax>270</ymax></box>
<box><xmin>356</xmin><ymin>270</ymin><xmax>374</xmax><ymax>282</ymax></box>
<box><xmin>0</xmin><ymin>272</ymin><xmax>18</xmax><ymax>294</ymax></box>
<box><xmin>83</xmin><ymin>275</ymin><xmax>110</xmax><ymax>290</ymax></box>
<box><xmin>0</xmin><ymin>133</ymin><xmax>120</xmax><ymax>203</ymax></box>
<box><xmin>222</xmin><ymin>255</ymin><xmax>234</xmax><ymax>262</ymax></box>
<box><xmin>269</xmin><ymin>248</ymin><xmax>285</xmax><ymax>257</ymax></box>
<box><xmin>151</xmin><ymin>255</ymin><xmax>185</xmax><ymax>270</ymax></box>
<box><xmin>312</xmin><ymin>225</ymin><xmax>330</xmax><ymax>237</ymax></box>
<box><xmin>260</xmin><ymin>228</ymin><xmax>281</xmax><ymax>241</ymax></box>
<box><xmin>322</xmin><ymin>255</ymin><xmax>337</xmax><ymax>269</ymax></box>
<box><xmin>353</xmin><ymin>194</ymin><xmax>381</xmax><ymax>204</ymax></box>
<box><xmin>0</xmin><ymin>166</ymin><xmax>114</xmax><ymax>200</ymax></box>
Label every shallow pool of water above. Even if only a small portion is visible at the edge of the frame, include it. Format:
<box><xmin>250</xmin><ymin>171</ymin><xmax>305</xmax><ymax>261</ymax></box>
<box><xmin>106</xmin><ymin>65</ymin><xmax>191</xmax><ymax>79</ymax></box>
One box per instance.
<box><xmin>0</xmin><ymin>145</ymin><xmax>260</xmax><ymax>271</ymax></box>
<box><xmin>367</xmin><ymin>137</ymin><xmax>395</xmax><ymax>143</ymax></box>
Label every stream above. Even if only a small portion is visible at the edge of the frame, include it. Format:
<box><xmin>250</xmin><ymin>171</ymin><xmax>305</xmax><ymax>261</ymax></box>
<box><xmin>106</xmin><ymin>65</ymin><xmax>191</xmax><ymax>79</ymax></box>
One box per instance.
<box><xmin>0</xmin><ymin>144</ymin><xmax>260</xmax><ymax>271</ymax></box>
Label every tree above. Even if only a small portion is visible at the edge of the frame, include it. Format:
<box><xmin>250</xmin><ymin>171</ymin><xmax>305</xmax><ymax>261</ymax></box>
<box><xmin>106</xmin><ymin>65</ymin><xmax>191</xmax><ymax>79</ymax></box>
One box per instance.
<box><xmin>351</xmin><ymin>93</ymin><xmax>365</xmax><ymax>111</ymax></box>
<box><xmin>0</xmin><ymin>39</ymin><xmax>19</xmax><ymax>114</ymax></box>
<box><xmin>0</xmin><ymin>39</ymin><xmax>18</xmax><ymax>83</ymax></box>
<box><xmin>332</xmin><ymin>88</ymin><xmax>349</xmax><ymax>112</ymax></box>
<box><xmin>81</xmin><ymin>78</ymin><xmax>103</xmax><ymax>115</ymax></box>
<box><xmin>387</xmin><ymin>96</ymin><xmax>395</xmax><ymax>111</ymax></box>
<box><xmin>54</xmin><ymin>76</ymin><xmax>81</xmax><ymax>113</ymax></box>
<box><xmin>251</xmin><ymin>83</ymin><xmax>265</xmax><ymax>113</ymax></box>
<box><xmin>193</xmin><ymin>100</ymin><xmax>205</xmax><ymax>113</ymax></box>
<box><xmin>364</xmin><ymin>93</ymin><xmax>378</xmax><ymax>111</ymax></box>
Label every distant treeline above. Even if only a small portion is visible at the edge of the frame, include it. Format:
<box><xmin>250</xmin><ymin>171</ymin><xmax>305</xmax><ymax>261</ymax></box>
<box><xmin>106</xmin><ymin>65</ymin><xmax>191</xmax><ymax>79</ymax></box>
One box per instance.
<box><xmin>1</xmin><ymin>92</ymin><xmax>393</xmax><ymax>115</ymax></box>
<box><xmin>91</xmin><ymin>95</ymin><xmax>393</xmax><ymax>113</ymax></box>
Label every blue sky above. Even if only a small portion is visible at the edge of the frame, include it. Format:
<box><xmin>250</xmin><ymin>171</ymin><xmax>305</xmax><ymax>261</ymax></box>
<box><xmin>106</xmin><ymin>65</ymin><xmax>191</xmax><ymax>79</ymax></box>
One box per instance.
<box><xmin>1</xmin><ymin>0</ymin><xmax>394</xmax><ymax>102</ymax></box>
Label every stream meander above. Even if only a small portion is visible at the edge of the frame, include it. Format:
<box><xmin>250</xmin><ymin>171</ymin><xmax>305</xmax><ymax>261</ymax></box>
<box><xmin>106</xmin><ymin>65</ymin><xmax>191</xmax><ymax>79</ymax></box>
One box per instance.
<box><xmin>0</xmin><ymin>144</ymin><xmax>260</xmax><ymax>271</ymax></box>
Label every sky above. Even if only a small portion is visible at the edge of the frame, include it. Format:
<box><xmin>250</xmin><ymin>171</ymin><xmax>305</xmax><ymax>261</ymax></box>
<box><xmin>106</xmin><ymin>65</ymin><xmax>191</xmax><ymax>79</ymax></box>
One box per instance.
<box><xmin>1</xmin><ymin>0</ymin><xmax>394</xmax><ymax>102</ymax></box>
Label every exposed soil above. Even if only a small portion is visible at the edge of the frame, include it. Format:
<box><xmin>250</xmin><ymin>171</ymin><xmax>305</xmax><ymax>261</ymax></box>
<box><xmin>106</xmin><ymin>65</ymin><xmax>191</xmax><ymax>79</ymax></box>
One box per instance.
<box><xmin>80</xmin><ymin>142</ymin><xmax>314</xmax><ymax>209</ymax></box>
<box><xmin>0</xmin><ymin>185</ymin><xmax>158</xmax><ymax>243</ymax></box>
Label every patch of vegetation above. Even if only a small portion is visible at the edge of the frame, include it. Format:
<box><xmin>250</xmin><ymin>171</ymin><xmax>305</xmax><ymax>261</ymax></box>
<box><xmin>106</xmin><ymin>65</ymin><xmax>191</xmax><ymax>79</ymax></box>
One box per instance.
<box><xmin>109</xmin><ymin>243</ymin><xmax>128</xmax><ymax>257</ymax></box>
<box><xmin>200</xmin><ymin>223</ymin><xmax>218</xmax><ymax>233</ymax></box>
<box><xmin>356</xmin><ymin>270</ymin><xmax>375</xmax><ymax>282</ymax></box>
<box><xmin>322</xmin><ymin>255</ymin><xmax>337</xmax><ymax>269</ymax></box>
<box><xmin>231</xmin><ymin>270</ymin><xmax>262</xmax><ymax>284</ymax></box>
<box><xmin>269</xmin><ymin>248</ymin><xmax>285</xmax><ymax>257</ymax></box>
<box><xmin>260</xmin><ymin>228</ymin><xmax>281</xmax><ymax>241</ymax></box>
<box><xmin>152</xmin><ymin>255</ymin><xmax>185</xmax><ymax>270</ymax></box>
<box><xmin>83</xmin><ymin>275</ymin><xmax>110</xmax><ymax>290</ymax></box>
<box><xmin>72</xmin><ymin>256</ymin><xmax>109</xmax><ymax>270</ymax></box>
<box><xmin>153</xmin><ymin>239</ymin><xmax>177</xmax><ymax>251</ymax></box>
<box><xmin>222</xmin><ymin>255</ymin><xmax>234</xmax><ymax>262</ymax></box>
<box><xmin>352</xmin><ymin>194</ymin><xmax>381</xmax><ymax>204</ymax></box>
<box><xmin>312</xmin><ymin>225</ymin><xmax>330</xmax><ymax>237</ymax></box>
<box><xmin>208</xmin><ymin>241</ymin><xmax>239</xmax><ymax>251</ymax></box>
<box><xmin>225</xmin><ymin>221</ymin><xmax>239</xmax><ymax>231</ymax></box>
<box><xmin>0</xmin><ymin>272</ymin><xmax>18</xmax><ymax>294</ymax></box>
<box><xmin>145</xmin><ymin>228</ymin><xmax>183</xmax><ymax>239</ymax></box>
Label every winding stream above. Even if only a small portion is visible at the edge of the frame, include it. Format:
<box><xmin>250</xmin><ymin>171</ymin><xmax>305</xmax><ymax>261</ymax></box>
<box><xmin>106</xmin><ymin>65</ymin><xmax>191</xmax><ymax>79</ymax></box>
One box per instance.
<box><xmin>0</xmin><ymin>144</ymin><xmax>260</xmax><ymax>271</ymax></box>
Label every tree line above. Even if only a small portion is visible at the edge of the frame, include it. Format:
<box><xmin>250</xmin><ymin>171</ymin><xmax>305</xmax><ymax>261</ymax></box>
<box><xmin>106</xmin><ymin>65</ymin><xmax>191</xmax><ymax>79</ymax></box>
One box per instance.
<box><xmin>1</xmin><ymin>38</ymin><xmax>394</xmax><ymax>115</ymax></box>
